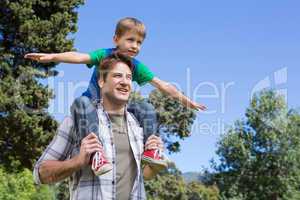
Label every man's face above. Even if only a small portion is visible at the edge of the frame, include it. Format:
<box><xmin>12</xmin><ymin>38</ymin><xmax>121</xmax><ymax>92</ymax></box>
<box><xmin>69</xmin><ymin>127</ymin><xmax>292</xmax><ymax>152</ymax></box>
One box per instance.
<box><xmin>113</xmin><ymin>31</ymin><xmax>144</xmax><ymax>58</ymax></box>
<box><xmin>100</xmin><ymin>62</ymin><xmax>132</xmax><ymax>105</ymax></box>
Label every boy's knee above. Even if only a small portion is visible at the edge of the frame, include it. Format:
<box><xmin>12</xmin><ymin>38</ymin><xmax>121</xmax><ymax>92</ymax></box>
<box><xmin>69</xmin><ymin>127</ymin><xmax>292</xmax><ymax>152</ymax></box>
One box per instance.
<box><xmin>137</xmin><ymin>100</ymin><xmax>156</xmax><ymax>115</ymax></box>
<box><xmin>72</xmin><ymin>96</ymin><xmax>95</xmax><ymax>115</ymax></box>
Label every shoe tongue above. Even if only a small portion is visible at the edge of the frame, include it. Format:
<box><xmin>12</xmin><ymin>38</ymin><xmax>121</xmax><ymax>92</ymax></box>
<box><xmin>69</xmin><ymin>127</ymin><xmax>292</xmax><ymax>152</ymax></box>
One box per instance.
<box><xmin>154</xmin><ymin>149</ymin><xmax>160</xmax><ymax>159</ymax></box>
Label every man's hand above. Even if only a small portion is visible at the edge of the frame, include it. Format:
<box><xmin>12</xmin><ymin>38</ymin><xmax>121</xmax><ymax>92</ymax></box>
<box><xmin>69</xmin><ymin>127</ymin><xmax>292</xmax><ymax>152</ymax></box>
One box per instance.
<box><xmin>143</xmin><ymin>135</ymin><xmax>165</xmax><ymax>180</ymax></box>
<box><xmin>24</xmin><ymin>53</ymin><xmax>56</xmax><ymax>63</ymax></box>
<box><xmin>77</xmin><ymin>133</ymin><xmax>103</xmax><ymax>167</ymax></box>
<box><xmin>144</xmin><ymin>134</ymin><xmax>164</xmax><ymax>152</ymax></box>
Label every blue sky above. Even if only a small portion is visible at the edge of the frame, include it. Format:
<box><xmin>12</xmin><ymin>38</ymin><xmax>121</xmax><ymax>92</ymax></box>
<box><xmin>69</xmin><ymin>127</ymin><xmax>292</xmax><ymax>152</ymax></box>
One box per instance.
<box><xmin>48</xmin><ymin>0</ymin><xmax>300</xmax><ymax>172</ymax></box>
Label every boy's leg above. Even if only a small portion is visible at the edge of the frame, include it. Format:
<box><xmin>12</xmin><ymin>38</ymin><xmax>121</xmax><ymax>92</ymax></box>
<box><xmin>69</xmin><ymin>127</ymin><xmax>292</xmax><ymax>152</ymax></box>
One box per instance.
<box><xmin>127</xmin><ymin>100</ymin><xmax>158</xmax><ymax>143</ymax></box>
<box><xmin>82</xmin><ymin>68</ymin><xmax>101</xmax><ymax>101</ymax></box>
<box><xmin>79</xmin><ymin>78</ymin><xmax>112</xmax><ymax>176</ymax></box>
<box><xmin>127</xmin><ymin>100</ymin><xmax>168</xmax><ymax>169</ymax></box>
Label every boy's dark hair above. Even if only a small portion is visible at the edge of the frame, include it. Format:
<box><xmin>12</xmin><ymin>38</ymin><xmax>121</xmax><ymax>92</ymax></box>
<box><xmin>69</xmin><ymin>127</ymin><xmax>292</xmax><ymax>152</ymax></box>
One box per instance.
<box><xmin>115</xmin><ymin>17</ymin><xmax>146</xmax><ymax>39</ymax></box>
<box><xmin>98</xmin><ymin>50</ymin><xmax>134</xmax><ymax>82</ymax></box>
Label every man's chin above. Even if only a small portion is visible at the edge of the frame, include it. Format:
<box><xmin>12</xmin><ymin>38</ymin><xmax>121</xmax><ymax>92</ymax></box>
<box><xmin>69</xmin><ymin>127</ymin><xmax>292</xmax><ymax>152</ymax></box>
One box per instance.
<box><xmin>104</xmin><ymin>93</ymin><xmax>130</xmax><ymax>106</ymax></box>
<box><xmin>114</xmin><ymin>94</ymin><xmax>130</xmax><ymax>103</ymax></box>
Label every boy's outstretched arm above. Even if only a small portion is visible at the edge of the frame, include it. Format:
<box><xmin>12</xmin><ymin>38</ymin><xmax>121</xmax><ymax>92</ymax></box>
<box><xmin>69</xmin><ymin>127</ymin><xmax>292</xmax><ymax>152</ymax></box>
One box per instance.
<box><xmin>150</xmin><ymin>77</ymin><xmax>207</xmax><ymax>111</ymax></box>
<box><xmin>24</xmin><ymin>52</ymin><xmax>91</xmax><ymax>64</ymax></box>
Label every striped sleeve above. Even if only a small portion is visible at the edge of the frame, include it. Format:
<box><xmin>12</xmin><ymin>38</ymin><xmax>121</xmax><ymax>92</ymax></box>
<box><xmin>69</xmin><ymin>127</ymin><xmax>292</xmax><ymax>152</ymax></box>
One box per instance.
<box><xmin>33</xmin><ymin>116</ymin><xmax>75</xmax><ymax>184</ymax></box>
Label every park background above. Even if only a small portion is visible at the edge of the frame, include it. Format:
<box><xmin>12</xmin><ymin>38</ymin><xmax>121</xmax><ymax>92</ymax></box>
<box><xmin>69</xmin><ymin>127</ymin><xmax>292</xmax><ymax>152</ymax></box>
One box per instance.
<box><xmin>1</xmin><ymin>0</ymin><xmax>300</xmax><ymax>199</ymax></box>
<box><xmin>49</xmin><ymin>0</ymin><xmax>300</xmax><ymax>172</ymax></box>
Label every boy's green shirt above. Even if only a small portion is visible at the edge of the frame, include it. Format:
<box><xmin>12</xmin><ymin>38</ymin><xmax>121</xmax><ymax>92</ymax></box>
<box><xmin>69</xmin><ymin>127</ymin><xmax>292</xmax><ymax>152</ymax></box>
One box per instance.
<box><xmin>87</xmin><ymin>48</ymin><xmax>155</xmax><ymax>86</ymax></box>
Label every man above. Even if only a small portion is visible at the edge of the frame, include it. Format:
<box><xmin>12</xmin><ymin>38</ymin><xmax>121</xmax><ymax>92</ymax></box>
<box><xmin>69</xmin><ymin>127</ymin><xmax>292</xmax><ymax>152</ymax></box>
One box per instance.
<box><xmin>33</xmin><ymin>51</ymin><xmax>162</xmax><ymax>200</ymax></box>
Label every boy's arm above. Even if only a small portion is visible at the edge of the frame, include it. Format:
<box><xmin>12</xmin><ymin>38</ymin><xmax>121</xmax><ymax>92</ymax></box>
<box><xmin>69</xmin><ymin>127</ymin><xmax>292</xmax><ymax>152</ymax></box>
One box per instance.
<box><xmin>24</xmin><ymin>52</ymin><xmax>91</xmax><ymax>64</ymax></box>
<box><xmin>150</xmin><ymin>77</ymin><xmax>207</xmax><ymax>111</ymax></box>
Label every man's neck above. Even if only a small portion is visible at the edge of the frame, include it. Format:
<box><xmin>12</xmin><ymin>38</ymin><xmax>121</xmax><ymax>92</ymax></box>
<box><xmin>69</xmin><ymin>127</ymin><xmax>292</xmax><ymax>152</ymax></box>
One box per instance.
<box><xmin>102</xmin><ymin>99</ymin><xmax>126</xmax><ymax>115</ymax></box>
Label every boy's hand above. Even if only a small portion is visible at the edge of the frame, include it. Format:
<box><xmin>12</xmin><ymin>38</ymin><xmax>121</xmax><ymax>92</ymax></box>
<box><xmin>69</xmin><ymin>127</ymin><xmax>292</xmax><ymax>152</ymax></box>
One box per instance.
<box><xmin>190</xmin><ymin>101</ymin><xmax>207</xmax><ymax>111</ymax></box>
<box><xmin>24</xmin><ymin>53</ymin><xmax>55</xmax><ymax>63</ymax></box>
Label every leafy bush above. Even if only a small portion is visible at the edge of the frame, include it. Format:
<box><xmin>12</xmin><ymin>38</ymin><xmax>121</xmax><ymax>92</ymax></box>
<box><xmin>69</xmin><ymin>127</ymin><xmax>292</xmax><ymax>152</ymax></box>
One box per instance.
<box><xmin>0</xmin><ymin>167</ymin><xmax>53</xmax><ymax>200</ymax></box>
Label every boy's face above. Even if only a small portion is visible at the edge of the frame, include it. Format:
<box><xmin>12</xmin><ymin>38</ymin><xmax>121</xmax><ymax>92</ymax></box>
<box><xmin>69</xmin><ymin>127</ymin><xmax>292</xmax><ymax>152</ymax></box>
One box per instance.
<box><xmin>113</xmin><ymin>31</ymin><xmax>144</xmax><ymax>58</ymax></box>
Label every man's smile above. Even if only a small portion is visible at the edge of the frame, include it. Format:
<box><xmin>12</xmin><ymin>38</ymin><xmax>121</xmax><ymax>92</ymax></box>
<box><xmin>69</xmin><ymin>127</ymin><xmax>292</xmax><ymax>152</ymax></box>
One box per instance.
<box><xmin>116</xmin><ymin>87</ymin><xmax>129</xmax><ymax>94</ymax></box>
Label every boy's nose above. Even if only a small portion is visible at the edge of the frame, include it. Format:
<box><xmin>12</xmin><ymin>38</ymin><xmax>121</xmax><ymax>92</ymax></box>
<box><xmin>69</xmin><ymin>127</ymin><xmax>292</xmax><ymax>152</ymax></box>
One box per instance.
<box><xmin>131</xmin><ymin>42</ymin><xmax>138</xmax><ymax>49</ymax></box>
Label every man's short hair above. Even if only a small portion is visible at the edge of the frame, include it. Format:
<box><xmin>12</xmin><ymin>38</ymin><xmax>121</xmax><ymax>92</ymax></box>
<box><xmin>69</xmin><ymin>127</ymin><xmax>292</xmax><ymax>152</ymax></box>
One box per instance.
<box><xmin>97</xmin><ymin>50</ymin><xmax>134</xmax><ymax>82</ymax></box>
<box><xmin>115</xmin><ymin>17</ymin><xmax>146</xmax><ymax>39</ymax></box>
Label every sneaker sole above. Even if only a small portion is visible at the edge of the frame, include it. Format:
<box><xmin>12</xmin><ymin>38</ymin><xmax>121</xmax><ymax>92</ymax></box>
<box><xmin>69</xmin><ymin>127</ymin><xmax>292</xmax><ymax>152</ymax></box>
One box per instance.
<box><xmin>93</xmin><ymin>164</ymin><xmax>113</xmax><ymax>176</ymax></box>
<box><xmin>142</xmin><ymin>156</ymin><xmax>168</xmax><ymax>168</ymax></box>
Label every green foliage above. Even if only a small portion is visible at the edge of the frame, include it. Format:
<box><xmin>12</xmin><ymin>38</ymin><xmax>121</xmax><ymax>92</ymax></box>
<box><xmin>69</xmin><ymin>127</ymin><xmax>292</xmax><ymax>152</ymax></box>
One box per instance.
<box><xmin>0</xmin><ymin>167</ymin><xmax>53</xmax><ymax>200</ymax></box>
<box><xmin>182</xmin><ymin>172</ymin><xmax>205</xmax><ymax>183</ymax></box>
<box><xmin>0</xmin><ymin>0</ymin><xmax>84</xmax><ymax>170</ymax></box>
<box><xmin>148</xmin><ymin>89</ymin><xmax>196</xmax><ymax>152</ymax></box>
<box><xmin>131</xmin><ymin>90</ymin><xmax>211</xmax><ymax>198</ymax></box>
<box><xmin>186</xmin><ymin>181</ymin><xmax>219</xmax><ymax>200</ymax></box>
<box><xmin>130</xmin><ymin>90</ymin><xmax>196</xmax><ymax>152</ymax></box>
<box><xmin>145</xmin><ymin>165</ymin><xmax>220</xmax><ymax>200</ymax></box>
<box><xmin>212</xmin><ymin>90</ymin><xmax>300</xmax><ymax>200</ymax></box>
<box><xmin>53</xmin><ymin>180</ymin><xmax>70</xmax><ymax>200</ymax></box>
<box><xmin>145</xmin><ymin>173</ymin><xmax>188</xmax><ymax>200</ymax></box>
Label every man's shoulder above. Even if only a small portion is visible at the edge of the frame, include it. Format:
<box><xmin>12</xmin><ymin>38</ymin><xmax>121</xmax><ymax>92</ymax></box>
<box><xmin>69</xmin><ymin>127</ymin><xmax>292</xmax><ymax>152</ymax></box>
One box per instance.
<box><xmin>126</xmin><ymin>110</ymin><xmax>141</xmax><ymax>127</ymax></box>
<box><xmin>71</xmin><ymin>96</ymin><xmax>97</xmax><ymax>114</ymax></box>
<box><xmin>73</xmin><ymin>96</ymin><xmax>92</xmax><ymax>104</ymax></box>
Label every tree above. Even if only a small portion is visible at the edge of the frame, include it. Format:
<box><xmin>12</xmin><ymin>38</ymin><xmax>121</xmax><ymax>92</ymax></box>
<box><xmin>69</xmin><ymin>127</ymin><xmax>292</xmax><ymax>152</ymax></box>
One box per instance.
<box><xmin>186</xmin><ymin>181</ymin><xmax>219</xmax><ymax>200</ymax></box>
<box><xmin>148</xmin><ymin>89</ymin><xmax>196</xmax><ymax>152</ymax></box>
<box><xmin>211</xmin><ymin>90</ymin><xmax>300</xmax><ymax>200</ymax></box>
<box><xmin>130</xmin><ymin>91</ymin><xmax>218</xmax><ymax>198</ymax></box>
<box><xmin>145</xmin><ymin>172</ymin><xmax>188</xmax><ymax>200</ymax></box>
<box><xmin>0</xmin><ymin>0</ymin><xmax>84</xmax><ymax>171</ymax></box>
<box><xmin>145</xmin><ymin>163</ymin><xmax>220</xmax><ymax>200</ymax></box>
<box><xmin>131</xmin><ymin>90</ymin><xmax>196</xmax><ymax>153</ymax></box>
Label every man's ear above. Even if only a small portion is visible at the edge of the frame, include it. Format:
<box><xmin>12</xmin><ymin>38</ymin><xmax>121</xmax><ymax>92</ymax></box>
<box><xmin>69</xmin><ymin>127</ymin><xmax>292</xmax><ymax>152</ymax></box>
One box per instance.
<box><xmin>98</xmin><ymin>78</ymin><xmax>104</xmax><ymax>89</ymax></box>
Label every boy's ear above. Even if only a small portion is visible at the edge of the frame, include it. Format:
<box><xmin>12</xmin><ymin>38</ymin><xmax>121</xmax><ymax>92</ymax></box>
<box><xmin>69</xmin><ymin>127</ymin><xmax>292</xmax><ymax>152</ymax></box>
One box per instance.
<box><xmin>113</xmin><ymin>35</ymin><xmax>118</xmax><ymax>46</ymax></box>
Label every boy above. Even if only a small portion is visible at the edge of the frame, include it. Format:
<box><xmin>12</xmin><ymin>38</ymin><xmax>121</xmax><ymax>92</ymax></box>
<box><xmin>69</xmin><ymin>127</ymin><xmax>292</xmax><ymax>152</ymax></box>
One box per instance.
<box><xmin>25</xmin><ymin>17</ymin><xmax>206</xmax><ymax>175</ymax></box>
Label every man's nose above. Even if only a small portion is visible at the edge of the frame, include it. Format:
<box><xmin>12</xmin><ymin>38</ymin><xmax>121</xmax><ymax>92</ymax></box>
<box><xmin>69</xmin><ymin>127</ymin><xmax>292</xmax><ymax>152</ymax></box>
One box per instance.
<box><xmin>120</xmin><ymin>75</ymin><xmax>131</xmax><ymax>85</ymax></box>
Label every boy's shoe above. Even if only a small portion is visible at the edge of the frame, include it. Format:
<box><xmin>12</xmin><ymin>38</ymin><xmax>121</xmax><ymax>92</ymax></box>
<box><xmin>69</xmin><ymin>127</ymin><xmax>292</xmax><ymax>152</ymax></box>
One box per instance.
<box><xmin>142</xmin><ymin>149</ymin><xmax>169</xmax><ymax>170</ymax></box>
<box><xmin>91</xmin><ymin>151</ymin><xmax>113</xmax><ymax>176</ymax></box>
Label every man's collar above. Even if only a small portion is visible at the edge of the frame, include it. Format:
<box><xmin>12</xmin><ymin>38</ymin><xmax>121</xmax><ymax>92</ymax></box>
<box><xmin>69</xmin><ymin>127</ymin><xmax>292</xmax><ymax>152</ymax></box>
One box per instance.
<box><xmin>95</xmin><ymin>99</ymin><xmax>128</xmax><ymax>116</ymax></box>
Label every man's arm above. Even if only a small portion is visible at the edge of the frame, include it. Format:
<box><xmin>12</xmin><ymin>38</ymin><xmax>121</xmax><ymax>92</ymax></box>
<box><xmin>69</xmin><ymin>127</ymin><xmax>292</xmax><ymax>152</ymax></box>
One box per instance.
<box><xmin>150</xmin><ymin>77</ymin><xmax>207</xmax><ymax>111</ymax></box>
<box><xmin>24</xmin><ymin>52</ymin><xmax>91</xmax><ymax>64</ymax></box>
<box><xmin>38</xmin><ymin>155</ymin><xmax>82</xmax><ymax>184</ymax></box>
<box><xmin>38</xmin><ymin>133</ymin><xmax>102</xmax><ymax>184</ymax></box>
<box><xmin>143</xmin><ymin>165</ymin><xmax>161</xmax><ymax>180</ymax></box>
